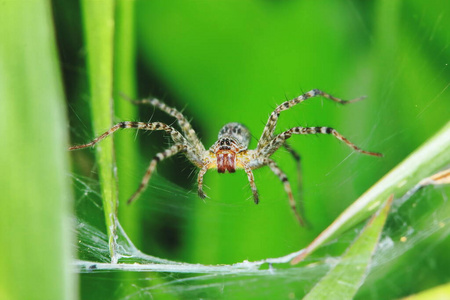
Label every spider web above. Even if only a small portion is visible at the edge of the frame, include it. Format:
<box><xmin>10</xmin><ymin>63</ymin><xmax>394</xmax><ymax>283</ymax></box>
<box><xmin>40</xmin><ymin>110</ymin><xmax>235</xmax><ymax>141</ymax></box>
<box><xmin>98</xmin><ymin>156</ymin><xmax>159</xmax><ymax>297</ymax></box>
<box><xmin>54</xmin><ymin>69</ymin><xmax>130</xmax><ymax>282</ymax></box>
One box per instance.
<box><xmin>69</xmin><ymin>57</ymin><xmax>450</xmax><ymax>300</ymax></box>
<box><xmin>67</xmin><ymin>2</ymin><xmax>450</xmax><ymax>297</ymax></box>
<box><xmin>68</xmin><ymin>67</ymin><xmax>450</xmax><ymax>299</ymax></box>
<box><xmin>72</xmin><ymin>168</ymin><xmax>449</xmax><ymax>299</ymax></box>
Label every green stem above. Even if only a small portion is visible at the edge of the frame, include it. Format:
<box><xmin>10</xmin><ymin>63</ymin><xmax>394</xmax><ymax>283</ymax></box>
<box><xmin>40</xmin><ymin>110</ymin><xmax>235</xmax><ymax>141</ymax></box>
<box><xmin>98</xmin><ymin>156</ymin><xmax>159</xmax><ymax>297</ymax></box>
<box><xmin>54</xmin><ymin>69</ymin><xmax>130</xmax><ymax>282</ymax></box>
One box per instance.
<box><xmin>114</xmin><ymin>0</ymin><xmax>143</xmax><ymax>246</ymax></box>
<box><xmin>81</xmin><ymin>0</ymin><xmax>118</xmax><ymax>263</ymax></box>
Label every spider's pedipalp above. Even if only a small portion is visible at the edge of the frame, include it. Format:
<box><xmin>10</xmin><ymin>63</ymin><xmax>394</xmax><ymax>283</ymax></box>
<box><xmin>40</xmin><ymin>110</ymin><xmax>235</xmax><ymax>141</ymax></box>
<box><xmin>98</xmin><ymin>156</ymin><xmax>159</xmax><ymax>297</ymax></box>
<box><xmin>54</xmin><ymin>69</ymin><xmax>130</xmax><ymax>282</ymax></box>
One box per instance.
<box><xmin>127</xmin><ymin>144</ymin><xmax>187</xmax><ymax>204</ymax></box>
<box><xmin>257</xmin><ymin>89</ymin><xmax>365</xmax><ymax>151</ymax></box>
<box><xmin>260</xmin><ymin>126</ymin><xmax>382</xmax><ymax>158</ymax></box>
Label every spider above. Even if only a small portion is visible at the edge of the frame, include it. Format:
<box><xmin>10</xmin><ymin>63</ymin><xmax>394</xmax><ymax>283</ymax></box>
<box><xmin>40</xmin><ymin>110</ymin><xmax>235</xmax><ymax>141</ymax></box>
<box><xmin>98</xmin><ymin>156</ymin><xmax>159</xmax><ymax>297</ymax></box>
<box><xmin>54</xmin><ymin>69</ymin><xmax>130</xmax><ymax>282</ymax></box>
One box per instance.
<box><xmin>69</xmin><ymin>89</ymin><xmax>382</xmax><ymax>226</ymax></box>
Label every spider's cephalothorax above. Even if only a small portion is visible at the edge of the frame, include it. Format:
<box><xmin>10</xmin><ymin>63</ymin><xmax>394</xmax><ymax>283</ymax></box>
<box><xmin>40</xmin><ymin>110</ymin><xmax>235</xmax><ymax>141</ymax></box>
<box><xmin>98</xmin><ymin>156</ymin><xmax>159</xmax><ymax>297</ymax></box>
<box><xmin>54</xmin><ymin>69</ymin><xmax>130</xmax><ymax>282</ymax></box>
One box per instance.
<box><xmin>211</xmin><ymin>123</ymin><xmax>250</xmax><ymax>173</ymax></box>
<box><xmin>69</xmin><ymin>89</ymin><xmax>382</xmax><ymax>226</ymax></box>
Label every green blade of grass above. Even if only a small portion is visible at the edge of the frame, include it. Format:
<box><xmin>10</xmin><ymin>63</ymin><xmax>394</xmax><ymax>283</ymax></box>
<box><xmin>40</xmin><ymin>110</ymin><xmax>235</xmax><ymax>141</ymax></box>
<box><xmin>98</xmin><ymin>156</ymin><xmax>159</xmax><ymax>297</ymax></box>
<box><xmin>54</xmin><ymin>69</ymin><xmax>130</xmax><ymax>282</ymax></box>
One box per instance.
<box><xmin>81</xmin><ymin>0</ymin><xmax>118</xmax><ymax>262</ymax></box>
<box><xmin>111</xmin><ymin>2</ymin><xmax>177</xmax><ymax>299</ymax></box>
<box><xmin>292</xmin><ymin>121</ymin><xmax>450</xmax><ymax>264</ymax></box>
<box><xmin>304</xmin><ymin>195</ymin><xmax>394</xmax><ymax>300</ymax></box>
<box><xmin>401</xmin><ymin>283</ymin><xmax>450</xmax><ymax>300</ymax></box>
<box><xmin>113</xmin><ymin>0</ymin><xmax>142</xmax><ymax>246</ymax></box>
<box><xmin>0</xmin><ymin>1</ymin><xmax>75</xmax><ymax>299</ymax></box>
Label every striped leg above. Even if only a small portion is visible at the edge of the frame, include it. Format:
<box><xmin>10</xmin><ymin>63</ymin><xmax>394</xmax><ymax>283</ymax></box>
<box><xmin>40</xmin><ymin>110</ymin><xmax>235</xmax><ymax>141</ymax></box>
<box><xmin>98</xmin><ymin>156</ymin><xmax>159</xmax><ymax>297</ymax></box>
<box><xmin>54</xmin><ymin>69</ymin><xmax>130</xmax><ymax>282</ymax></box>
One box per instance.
<box><xmin>259</xmin><ymin>126</ymin><xmax>382</xmax><ymax>158</ymax></box>
<box><xmin>125</xmin><ymin>96</ymin><xmax>205</xmax><ymax>153</ymax></box>
<box><xmin>68</xmin><ymin>121</ymin><xmax>188</xmax><ymax>151</ymax></box>
<box><xmin>263</xmin><ymin>158</ymin><xmax>305</xmax><ymax>226</ymax></box>
<box><xmin>127</xmin><ymin>144</ymin><xmax>186</xmax><ymax>204</ymax></box>
<box><xmin>257</xmin><ymin>89</ymin><xmax>365</xmax><ymax>151</ymax></box>
<box><xmin>283</xmin><ymin>143</ymin><xmax>302</xmax><ymax>185</ymax></box>
<box><xmin>244</xmin><ymin>165</ymin><xmax>259</xmax><ymax>204</ymax></box>
<box><xmin>198</xmin><ymin>163</ymin><xmax>259</xmax><ymax>204</ymax></box>
<box><xmin>197</xmin><ymin>165</ymin><xmax>209</xmax><ymax>199</ymax></box>
<box><xmin>283</xmin><ymin>143</ymin><xmax>303</xmax><ymax>214</ymax></box>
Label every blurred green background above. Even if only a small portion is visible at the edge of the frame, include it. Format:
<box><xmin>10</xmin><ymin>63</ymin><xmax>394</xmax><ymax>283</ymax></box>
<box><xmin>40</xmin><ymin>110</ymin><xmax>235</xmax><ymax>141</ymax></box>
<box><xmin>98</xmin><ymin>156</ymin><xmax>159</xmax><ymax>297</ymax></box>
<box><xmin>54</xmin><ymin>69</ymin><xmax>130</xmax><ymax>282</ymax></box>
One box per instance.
<box><xmin>1</xmin><ymin>0</ymin><xmax>449</xmax><ymax>299</ymax></box>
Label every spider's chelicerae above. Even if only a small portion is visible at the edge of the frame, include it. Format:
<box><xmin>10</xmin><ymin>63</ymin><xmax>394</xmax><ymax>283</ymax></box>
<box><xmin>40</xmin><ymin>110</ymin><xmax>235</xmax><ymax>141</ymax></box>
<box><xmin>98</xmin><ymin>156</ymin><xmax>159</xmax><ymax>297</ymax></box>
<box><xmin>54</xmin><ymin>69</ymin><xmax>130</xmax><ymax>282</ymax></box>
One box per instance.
<box><xmin>69</xmin><ymin>89</ymin><xmax>382</xmax><ymax>225</ymax></box>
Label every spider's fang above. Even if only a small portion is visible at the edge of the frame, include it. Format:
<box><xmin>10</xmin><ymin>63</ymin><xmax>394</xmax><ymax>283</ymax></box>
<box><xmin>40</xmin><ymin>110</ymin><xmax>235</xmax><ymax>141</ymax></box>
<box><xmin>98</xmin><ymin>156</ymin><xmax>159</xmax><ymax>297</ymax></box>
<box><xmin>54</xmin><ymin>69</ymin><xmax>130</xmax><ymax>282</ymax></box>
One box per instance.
<box><xmin>217</xmin><ymin>151</ymin><xmax>236</xmax><ymax>173</ymax></box>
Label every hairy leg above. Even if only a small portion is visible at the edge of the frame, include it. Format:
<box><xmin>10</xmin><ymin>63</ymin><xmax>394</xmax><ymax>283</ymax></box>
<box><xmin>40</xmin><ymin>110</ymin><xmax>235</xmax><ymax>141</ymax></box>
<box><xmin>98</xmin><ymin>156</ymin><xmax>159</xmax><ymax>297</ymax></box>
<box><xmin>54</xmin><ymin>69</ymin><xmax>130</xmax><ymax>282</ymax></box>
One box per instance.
<box><xmin>124</xmin><ymin>95</ymin><xmax>205</xmax><ymax>153</ymax></box>
<box><xmin>257</xmin><ymin>89</ymin><xmax>365</xmax><ymax>150</ymax></box>
<box><xmin>197</xmin><ymin>165</ymin><xmax>209</xmax><ymax>199</ymax></box>
<box><xmin>259</xmin><ymin>126</ymin><xmax>382</xmax><ymax>158</ymax></box>
<box><xmin>127</xmin><ymin>144</ymin><xmax>186</xmax><ymax>204</ymax></box>
<box><xmin>283</xmin><ymin>143</ymin><xmax>304</xmax><ymax>218</ymax></box>
<box><xmin>283</xmin><ymin>143</ymin><xmax>302</xmax><ymax>188</ymax></box>
<box><xmin>252</xmin><ymin>158</ymin><xmax>305</xmax><ymax>226</ymax></box>
<box><xmin>244</xmin><ymin>164</ymin><xmax>259</xmax><ymax>204</ymax></box>
<box><xmin>69</xmin><ymin>121</ymin><xmax>188</xmax><ymax>150</ymax></box>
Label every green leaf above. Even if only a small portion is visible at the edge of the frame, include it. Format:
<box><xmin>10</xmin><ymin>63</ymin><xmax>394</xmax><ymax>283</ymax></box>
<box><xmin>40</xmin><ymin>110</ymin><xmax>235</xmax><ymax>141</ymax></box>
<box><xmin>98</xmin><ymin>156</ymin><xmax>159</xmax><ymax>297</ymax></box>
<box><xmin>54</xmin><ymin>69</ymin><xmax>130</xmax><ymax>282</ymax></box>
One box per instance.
<box><xmin>0</xmin><ymin>1</ymin><xmax>75</xmax><ymax>299</ymax></box>
<box><xmin>292</xmin><ymin>121</ymin><xmax>450</xmax><ymax>264</ymax></box>
<box><xmin>401</xmin><ymin>283</ymin><xmax>450</xmax><ymax>300</ymax></box>
<box><xmin>304</xmin><ymin>195</ymin><xmax>394</xmax><ymax>300</ymax></box>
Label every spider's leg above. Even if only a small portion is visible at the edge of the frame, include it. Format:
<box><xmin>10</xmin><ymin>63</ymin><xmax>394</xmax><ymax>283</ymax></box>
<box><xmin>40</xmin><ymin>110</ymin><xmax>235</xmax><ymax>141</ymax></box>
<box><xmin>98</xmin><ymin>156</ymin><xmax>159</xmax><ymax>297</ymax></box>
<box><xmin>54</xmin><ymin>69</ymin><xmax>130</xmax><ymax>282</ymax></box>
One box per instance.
<box><xmin>124</xmin><ymin>95</ymin><xmax>205</xmax><ymax>153</ymax></box>
<box><xmin>69</xmin><ymin>121</ymin><xmax>189</xmax><ymax>151</ymax></box>
<box><xmin>257</xmin><ymin>89</ymin><xmax>365</xmax><ymax>151</ymax></box>
<box><xmin>283</xmin><ymin>143</ymin><xmax>302</xmax><ymax>186</ymax></box>
<box><xmin>69</xmin><ymin>122</ymin><xmax>122</xmax><ymax>150</ymax></box>
<box><xmin>260</xmin><ymin>126</ymin><xmax>382</xmax><ymax>158</ymax></box>
<box><xmin>69</xmin><ymin>121</ymin><xmax>206</xmax><ymax>204</ymax></box>
<box><xmin>127</xmin><ymin>144</ymin><xmax>186</xmax><ymax>204</ymax></box>
<box><xmin>244</xmin><ymin>164</ymin><xmax>259</xmax><ymax>204</ymax></box>
<box><xmin>197</xmin><ymin>164</ymin><xmax>209</xmax><ymax>199</ymax></box>
<box><xmin>283</xmin><ymin>143</ymin><xmax>303</xmax><ymax>211</ymax></box>
<box><xmin>197</xmin><ymin>161</ymin><xmax>259</xmax><ymax>203</ymax></box>
<box><xmin>258</xmin><ymin>158</ymin><xmax>305</xmax><ymax>226</ymax></box>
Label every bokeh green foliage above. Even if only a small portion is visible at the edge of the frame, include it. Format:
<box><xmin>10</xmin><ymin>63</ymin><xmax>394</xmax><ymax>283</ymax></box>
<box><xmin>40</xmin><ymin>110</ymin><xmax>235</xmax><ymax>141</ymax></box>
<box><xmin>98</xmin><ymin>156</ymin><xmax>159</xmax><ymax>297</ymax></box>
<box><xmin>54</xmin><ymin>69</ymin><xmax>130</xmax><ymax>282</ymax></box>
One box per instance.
<box><xmin>57</xmin><ymin>0</ymin><xmax>450</xmax><ymax>299</ymax></box>
<box><xmin>135</xmin><ymin>1</ymin><xmax>381</xmax><ymax>264</ymax></box>
<box><xmin>132</xmin><ymin>0</ymin><xmax>449</xmax><ymax>263</ymax></box>
<box><xmin>0</xmin><ymin>1</ymin><xmax>75</xmax><ymax>299</ymax></box>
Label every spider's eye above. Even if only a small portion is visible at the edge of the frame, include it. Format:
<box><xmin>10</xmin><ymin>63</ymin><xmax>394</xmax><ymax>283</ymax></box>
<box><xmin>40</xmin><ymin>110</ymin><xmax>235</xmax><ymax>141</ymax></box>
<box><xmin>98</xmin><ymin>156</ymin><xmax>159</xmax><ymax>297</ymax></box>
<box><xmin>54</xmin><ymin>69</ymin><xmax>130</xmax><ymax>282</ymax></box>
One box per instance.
<box><xmin>217</xmin><ymin>122</ymin><xmax>251</xmax><ymax>150</ymax></box>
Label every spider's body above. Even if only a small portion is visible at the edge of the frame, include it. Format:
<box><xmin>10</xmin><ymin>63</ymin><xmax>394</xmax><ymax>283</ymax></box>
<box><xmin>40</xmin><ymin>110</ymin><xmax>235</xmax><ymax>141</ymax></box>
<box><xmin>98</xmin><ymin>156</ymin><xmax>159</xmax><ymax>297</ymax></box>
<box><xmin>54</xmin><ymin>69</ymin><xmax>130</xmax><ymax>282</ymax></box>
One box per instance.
<box><xmin>69</xmin><ymin>89</ymin><xmax>382</xmax><ymax>225</ymax></box>
<box><xmin>211</xmin><ymin>123</ymin><xmax>251</xmax><ymax>173</ymax></box>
